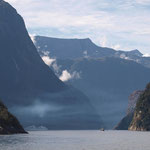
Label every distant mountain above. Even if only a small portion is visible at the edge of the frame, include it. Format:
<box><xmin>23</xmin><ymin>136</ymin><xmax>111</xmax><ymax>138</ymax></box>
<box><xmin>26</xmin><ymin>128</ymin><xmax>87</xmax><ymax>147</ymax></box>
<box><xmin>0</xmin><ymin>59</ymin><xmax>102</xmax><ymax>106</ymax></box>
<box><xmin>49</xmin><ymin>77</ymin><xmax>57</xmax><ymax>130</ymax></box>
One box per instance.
<box><xmin>34</xmin><ymin>36</ymin><xmax>150</xmax><ymax>68</ymax></box>
<box><xmin>0</xmin><ymin>0</ymin><xmax>103</xmax><ymax>129</ymax></box>
<box><xmin>34</xmin><ymin>36</ymin><xmax>150</xmax><ymax>128</ymax></box>
<box><xmin>42</xmin><ymin>57</ymin><xmax>150</xmax><ymax>128</ymax></box>
<box><xmin>0</xmin><ymin>100</ymin><xmax>27</xmax><ymax>134</ymax></box>
<box><xmin>129</xmin><ymin>83</ymin><xmax>150</xmax><ymax>131</ymax></box>
<box><xmin>35</xmin><ymin>36</ymin><xmax>115</xmax><ymax>59</ymax></box>
<box><xmin>114</xmin><ymin>90</ymin><xmax>143</xmax><ymax>130</ymax></box>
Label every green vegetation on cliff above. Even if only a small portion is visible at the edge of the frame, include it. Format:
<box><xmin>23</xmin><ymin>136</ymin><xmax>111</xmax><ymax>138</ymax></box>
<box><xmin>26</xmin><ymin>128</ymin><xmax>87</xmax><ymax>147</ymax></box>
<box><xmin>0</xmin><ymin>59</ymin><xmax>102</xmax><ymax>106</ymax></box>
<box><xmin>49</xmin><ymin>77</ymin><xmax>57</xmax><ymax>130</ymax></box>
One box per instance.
<box><xmin>129</xmin><ymin>83</ymin><xmax>150</xmax><ymax>131</ymax></box>
<box><xmin>0</xmin><ymin>100</ymin><xmax>27</xmax><ymax>134</ymax></box>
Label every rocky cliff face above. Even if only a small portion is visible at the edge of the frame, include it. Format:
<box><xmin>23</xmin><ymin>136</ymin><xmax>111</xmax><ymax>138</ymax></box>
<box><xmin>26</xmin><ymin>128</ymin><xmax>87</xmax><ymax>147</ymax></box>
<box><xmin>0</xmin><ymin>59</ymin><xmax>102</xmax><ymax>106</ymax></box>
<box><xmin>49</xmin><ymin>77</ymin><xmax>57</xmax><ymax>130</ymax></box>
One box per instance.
<box><xmin>0</xmin><ymin>0</ymin><xmax>103</xmax><ymax>129</ymax></box>
<box><xmin>0</xmin><ymin>0</ymin><xmax>65</xmax><ymax>103</ymax></box>
<box><xmin>0</xmin><ymin>100</ymin><xmax>27</xmax><ymax>134</ymax></box>
<box><xmin>127</xmin><ymin>90</ymin><xmax>144</xmax><ymax>114</ymax></box>
<box><xmin>114</xmin><ymin>90</ymin><xmax>143</xmax><ymax>130</ymax></box>
<box><xmin>129</xmin><ymin>83</ymin><xmax>150</xmax><ymax>131</ymax></box>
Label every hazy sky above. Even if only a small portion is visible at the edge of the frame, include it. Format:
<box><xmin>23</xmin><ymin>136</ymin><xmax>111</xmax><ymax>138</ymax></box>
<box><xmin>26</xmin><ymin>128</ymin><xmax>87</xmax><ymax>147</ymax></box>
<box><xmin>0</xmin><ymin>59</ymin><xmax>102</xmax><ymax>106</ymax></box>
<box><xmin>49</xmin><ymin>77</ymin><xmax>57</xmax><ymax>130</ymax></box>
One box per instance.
<box><xmin>6</xmin><ymin>0</ymin><xmax>150</xmax><ymax>54</ymax></box>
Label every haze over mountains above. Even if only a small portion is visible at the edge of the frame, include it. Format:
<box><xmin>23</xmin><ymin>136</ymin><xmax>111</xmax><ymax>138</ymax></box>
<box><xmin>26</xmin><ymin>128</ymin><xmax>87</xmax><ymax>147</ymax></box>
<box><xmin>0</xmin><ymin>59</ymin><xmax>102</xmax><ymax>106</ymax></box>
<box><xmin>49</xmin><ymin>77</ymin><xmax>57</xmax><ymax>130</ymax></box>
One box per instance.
<box><xmin>0</xmin><ymin>0</ymin><xmax>150</xmax><ymax>130</ymax></box>
<box><xmin>34</xmin><ymin>36</ymin><xmax>150</xmax><ymax>128</ymax></box>
<box><xmin>0</xmin><ymin>0</ymin><xmax>103</xmax><ymax>130</ymax></box>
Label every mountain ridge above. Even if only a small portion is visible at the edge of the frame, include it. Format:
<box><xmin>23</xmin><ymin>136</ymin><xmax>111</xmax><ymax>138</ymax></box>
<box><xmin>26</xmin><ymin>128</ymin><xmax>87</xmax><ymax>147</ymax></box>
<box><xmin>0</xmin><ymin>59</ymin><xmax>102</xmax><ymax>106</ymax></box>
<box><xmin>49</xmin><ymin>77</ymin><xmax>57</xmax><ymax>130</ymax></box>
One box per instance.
<box><xmin>34</xmin><ymin>35</ymin><xmax>150</xmax><ymax>68</ymax></box>
<box><xmin>0</xmin><ymin>0</ymin><xmax>103</xmax><ymax>129</ymax></box>
<box><xmin>129</xmin><ymin>83</ymin><xmax>150</xmax><ymax>131</ymax></box>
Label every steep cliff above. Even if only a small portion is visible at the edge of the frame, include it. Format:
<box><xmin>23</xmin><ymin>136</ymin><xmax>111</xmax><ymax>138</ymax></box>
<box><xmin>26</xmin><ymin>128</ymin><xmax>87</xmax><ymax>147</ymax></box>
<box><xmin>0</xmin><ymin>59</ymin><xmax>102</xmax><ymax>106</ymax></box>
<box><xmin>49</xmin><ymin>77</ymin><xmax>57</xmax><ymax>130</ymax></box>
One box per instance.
<box><xmin>115</xmin><ymin>90</ymin><xmax>143</xmax><ymax>130</ymax></box>
<box><xmin>0</xmin><ymin>0</ymin><xmax>65</xmax><ymax>103</ymax></box>
<box><xmin>0</xmin><ymin>0</ymin><xmax>103</xmax><ymax>129</ymax></box>
<box><xmin>129</xmin><ymin>83</ymin><xmax>150</xmax><ymax>131</ymax></box>
<box><xmin>0</xmin><ymin>100</ymin><xmax>27</xmax><ymax>134</ymax></box>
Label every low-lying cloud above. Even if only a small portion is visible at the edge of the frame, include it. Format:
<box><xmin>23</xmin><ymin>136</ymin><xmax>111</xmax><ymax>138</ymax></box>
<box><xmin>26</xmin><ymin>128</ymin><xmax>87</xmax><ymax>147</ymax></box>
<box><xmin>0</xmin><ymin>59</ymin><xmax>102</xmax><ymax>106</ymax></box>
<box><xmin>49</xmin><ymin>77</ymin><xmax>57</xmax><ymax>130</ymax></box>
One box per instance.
<box><xmin>59</xmin><ymin>70</ymin><xmax>71</xmax><ymax>82</ymax></box>
<box><xmin>12</xmin><ymin>101</ymin><xmax>62</xmax><ymax>118</ymax></box>
<box><xmin>40</xmin><ymin>50</ymin><xmax>80</xmax><ymax>82</ymax></box>
<box><xmin>143</xmin><ymin>53</ymin><xmax>150</xmax><ymax>57</ymax></box>
<box><xmin>59</xmin><ymin>70</ymin><xmax>80</xmax><ymax>82</ymax></box>
<box><xmin>42</xmin><ymin>56</ymin><xmax>56</xmax><ymax>66</ymax></box>
<box><xmin>25</xmin><ymin>102</ymin><xmax>50</xmax><ymax>118</ymax></box>
<box><xmin>30</xmin><ymin>34</ymin><xmax>36</xmax><ymax>44</ymax></box>
<box><xmin>40</xmin><ymin>51</ymin><xmax>60</xmax><ymax>73</ymax></box>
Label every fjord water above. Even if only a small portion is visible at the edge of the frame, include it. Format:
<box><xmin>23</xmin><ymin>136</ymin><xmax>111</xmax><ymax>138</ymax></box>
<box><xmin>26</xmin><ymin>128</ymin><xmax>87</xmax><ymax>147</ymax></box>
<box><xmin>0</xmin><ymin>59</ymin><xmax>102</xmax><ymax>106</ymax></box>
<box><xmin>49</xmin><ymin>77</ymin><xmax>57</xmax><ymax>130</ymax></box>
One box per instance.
<box><xmin>0</xmin><ymin>131</ymin><xmax>150</xmax><ymax>150</ymax></box>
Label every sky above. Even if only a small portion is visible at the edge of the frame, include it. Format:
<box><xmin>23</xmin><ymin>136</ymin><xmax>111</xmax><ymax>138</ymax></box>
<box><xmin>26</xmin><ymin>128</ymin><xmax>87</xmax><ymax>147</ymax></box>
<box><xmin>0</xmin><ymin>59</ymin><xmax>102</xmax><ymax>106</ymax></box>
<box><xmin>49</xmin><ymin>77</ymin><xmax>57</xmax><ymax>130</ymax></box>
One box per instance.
<box><xmin>5</xmin><ymin>0</ymin><xmax>150</xmax><ymax>54</ymax></box>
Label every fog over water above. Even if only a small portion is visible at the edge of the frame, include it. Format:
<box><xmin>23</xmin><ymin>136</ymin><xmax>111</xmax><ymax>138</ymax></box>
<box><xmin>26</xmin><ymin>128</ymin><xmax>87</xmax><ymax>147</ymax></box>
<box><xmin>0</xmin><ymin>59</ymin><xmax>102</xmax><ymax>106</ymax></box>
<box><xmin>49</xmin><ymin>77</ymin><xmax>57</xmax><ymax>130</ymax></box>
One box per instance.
<box><xmin>0</xmin><ymin>130</ymin><xmax>150</xmax><ymax>150</ymax></box>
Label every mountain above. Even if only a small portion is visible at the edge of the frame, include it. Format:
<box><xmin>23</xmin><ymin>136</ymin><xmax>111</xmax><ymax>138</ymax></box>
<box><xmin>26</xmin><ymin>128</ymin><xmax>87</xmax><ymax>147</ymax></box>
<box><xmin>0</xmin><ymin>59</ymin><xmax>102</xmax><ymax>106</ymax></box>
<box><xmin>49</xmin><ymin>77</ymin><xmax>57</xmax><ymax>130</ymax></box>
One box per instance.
<box><xmin>127</xmin><ymin>91</ymin><xmax>144</xmax><ymax>114</ymax></box>
<box><xmin>34</xmin><ymin>36</ymin><xmax>150</xmax><ymax>128</ymax></box>
<box><xmin>129</xmin><ymin>83</ymin><xmax>150</xmax><ymax>131</ymax></box>
<box><xmin>34</xmin><ymin>36</ymin><xmax>150</xmax><ymax>68</ymax></box>
<box><xmin>42</xmin><ymin>57</ymin><xmax>150</xmax><ymax>128</ymax></box>
<box><xmin>114</xmin><ymin>90</ymin><xmax>143</xmax><ymax>130</ymax></box>
<box><xmin>0</xmin><ymin>0</ymin><xmax>65</xmax><ymax>103</ymax></box>
<box><xmin>35</xmin><ymin>36</ymin><xmax>115</xmax><ymax>59</ymax></box>
<box><xmin>0</xmin><ymin>0</ymin><xmax>103</xmax><ymax>129</ymax></box>
<box><xmin>0</xmin><ymin>100</ymin><xmax>27</xmax><ymax>134</ymax></box>
<box><xmin>114</xmin><ymin>50</ymin><xmax>150</xmax><ymax>68</ymax></box>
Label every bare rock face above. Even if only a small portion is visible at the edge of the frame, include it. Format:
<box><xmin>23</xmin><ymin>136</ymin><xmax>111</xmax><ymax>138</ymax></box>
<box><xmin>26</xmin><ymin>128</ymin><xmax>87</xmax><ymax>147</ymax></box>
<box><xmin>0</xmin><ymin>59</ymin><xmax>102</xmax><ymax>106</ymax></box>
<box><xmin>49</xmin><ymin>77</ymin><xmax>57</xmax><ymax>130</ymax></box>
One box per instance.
<box><xmin>127</xmin><ymin>90</ymin><xmax>143</xmax><ymax>114</ymax></box>
<box><xmin>114</xmin><ymin>90</ymin><xmax>143</xmax><ymax>130</ymax></box>
<box><xmin>129</xmin><ymin>83</ymin><xmax>150</xmax><ymax>131</ymax></box>
<box><xmin>0</xmin><ymin>0</ymin><xmax>103</xmax><ymax>129</ymax></box>
<box><xmin>0</xmin><ymin>100</ymin><xmax>27</xmax><ymax>134</ymax></box>
<box><xmin>0</xmin><ymin>0</ymin><xmax>65</xmax><ymax>103</ymax></box>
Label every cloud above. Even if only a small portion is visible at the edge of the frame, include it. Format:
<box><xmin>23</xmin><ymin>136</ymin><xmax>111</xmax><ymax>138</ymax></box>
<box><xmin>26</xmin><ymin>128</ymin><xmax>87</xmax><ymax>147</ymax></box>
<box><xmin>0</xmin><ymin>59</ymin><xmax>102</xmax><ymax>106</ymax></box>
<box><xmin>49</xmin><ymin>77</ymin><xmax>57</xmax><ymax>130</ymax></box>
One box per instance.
<box><xmin>72</xmin><ymin>71</ymin><xmax>81</xmax><ymax>80</ymax></box>
<box><xmin>59</xmin><ymin>70</ymin><xmax>80</xmax><ymax>82</ymax></box>
<box><xmin>41</xmin><ymin>52</ymin><xmax>80</xmax><ymax>82</ymax></box>
<box><xmin>111</xmin><ymin>44</ymin><xmax>121</xmax><ymax>50</ymax></box>
<box><xmin>5</xmin><ymin>0</ymin><xmax>150</xmax><ymax>53</ymax></box>
<box><xmin>40</xmin><ymin>49</ymin><xmax>56</xmax><ymax>66</ymax></box>
<box><xmin>143</xmin><ymin>53</ymin><xmax>150</xmax><ymax>57</ymax></box>
<box><xmin>39</xmin><ymin>48</ymin><xmax>80</xmax><ymax>81</ymax></box>
<box><xmin>135</xmin><ymin>0</ymin><xmax>150</xmax><ymax>5</ymax></box>
<box><xmin>59</xmin><ymin>70</ymin><xmax>72</xmax><ymax>82</ymax></box>
<box><xmin>13</xmin><ymin>101</ymin><xmax>62</xmax><ymax>118</ymax></box>
<box><xmin>100</xmin><ymin>36</ymin><xmax>107</xmax><ymax>47</ymax></box>
<box><xmin>52</xmin><ymin>62</ymin><xmax>61</xmax><ymax>73</ymax></box>
<box><xmin>29</xmin><ymin>34</ymin><xmax>36</xmax><ymax>44</ymax></box>
<box><xmin>40</xmin><ymin>50</ymin><xmax>61</xmax><ymax>73</ymax></box>
<box><xmin>42</xmin><ymin>56</ymin><xmax>56</xmax><ymax>66</ymax></box>
<box><xmin>83</xmin><ymin>50</ymin><xmax>89</xmax><ymax>58</ymax></box>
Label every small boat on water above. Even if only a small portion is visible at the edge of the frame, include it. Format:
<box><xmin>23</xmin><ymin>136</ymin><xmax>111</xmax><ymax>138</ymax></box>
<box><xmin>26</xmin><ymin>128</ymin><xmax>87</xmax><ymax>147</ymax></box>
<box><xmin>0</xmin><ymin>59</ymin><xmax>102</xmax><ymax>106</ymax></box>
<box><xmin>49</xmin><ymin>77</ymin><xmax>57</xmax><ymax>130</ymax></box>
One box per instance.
<box><xmin>100</xmin><ymin>128</ymin><xmax>105</xmax><ymax>131</ymax></box>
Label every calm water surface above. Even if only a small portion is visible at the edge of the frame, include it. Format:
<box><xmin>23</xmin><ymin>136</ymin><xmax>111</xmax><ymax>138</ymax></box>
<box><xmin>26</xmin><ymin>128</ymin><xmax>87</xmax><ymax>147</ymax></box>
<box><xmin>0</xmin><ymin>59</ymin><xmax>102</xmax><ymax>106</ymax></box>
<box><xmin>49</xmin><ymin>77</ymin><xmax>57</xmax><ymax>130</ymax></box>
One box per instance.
<box><xmin>0</xmin><ymin>130</ymin><xmax>150</xmax><ymax>150</ymax></box>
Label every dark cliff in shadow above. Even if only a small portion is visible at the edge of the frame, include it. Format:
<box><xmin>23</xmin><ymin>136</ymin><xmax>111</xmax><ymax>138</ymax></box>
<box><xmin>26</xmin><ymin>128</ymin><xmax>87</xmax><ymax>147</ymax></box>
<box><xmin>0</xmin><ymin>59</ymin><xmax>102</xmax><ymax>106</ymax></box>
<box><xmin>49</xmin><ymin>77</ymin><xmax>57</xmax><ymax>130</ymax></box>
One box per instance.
<box><xmin>0</xmin><ymin>100</ymin><xmax>27</xmax><ymax>134</ymax></box>
<box><xmin>0</xmin><ymin>0</ymin><xmax>103</xmax><ymax>129</ymax></box>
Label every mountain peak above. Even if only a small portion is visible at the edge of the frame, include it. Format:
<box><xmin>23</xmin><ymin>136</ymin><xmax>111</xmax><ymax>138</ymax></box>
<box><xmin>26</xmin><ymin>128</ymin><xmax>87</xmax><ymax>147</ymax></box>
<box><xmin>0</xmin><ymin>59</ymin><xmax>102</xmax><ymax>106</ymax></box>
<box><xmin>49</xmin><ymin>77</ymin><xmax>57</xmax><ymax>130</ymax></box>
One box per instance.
<box><xmin>0</xmin><ymin>1</ymin><xmax>103</xmax><ymax>129</ymax></box>
<box><xmin>130</xmin><ymin>49</ymin><xmax>143</xmax><ymax>56</ymax></box>
<box><xmin>0</xmin><ymin>0</ymin><xmax>65</xmax><ymax>97</ymax></box>
<box><xmin>0</xmin><ymin>0</ymin><xmax>15</xmax><ymax>11</ymax></box>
